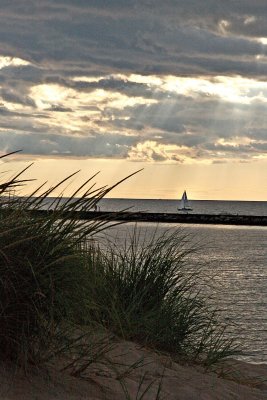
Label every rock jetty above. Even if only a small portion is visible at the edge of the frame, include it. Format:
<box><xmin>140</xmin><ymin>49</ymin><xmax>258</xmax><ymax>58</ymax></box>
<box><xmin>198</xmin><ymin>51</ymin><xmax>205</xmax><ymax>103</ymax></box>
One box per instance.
<box><xmin>76</xmin><ymin>211</ymin><xmax>267</xmax><ymax>226</ymax></box>
<box><xmin>28</xmin><ymin>210</ymin><xmax>267</xmax><ymax>226</ymax></box>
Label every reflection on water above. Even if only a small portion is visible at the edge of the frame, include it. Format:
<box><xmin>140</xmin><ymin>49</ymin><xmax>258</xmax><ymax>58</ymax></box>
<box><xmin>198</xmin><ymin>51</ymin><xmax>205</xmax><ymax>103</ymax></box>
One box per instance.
<box><xmin>97</xmin><ymin>222</ymin><xmax>267</xmax><ymax>364</ymax></box>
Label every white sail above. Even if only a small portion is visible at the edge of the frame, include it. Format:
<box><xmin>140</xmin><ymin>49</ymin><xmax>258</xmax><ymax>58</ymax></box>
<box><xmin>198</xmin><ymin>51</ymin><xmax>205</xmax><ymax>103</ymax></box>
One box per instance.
<box><xmin>178</xmin><ymin>190</ymin><xmax>192</xmax><ymax>211</ymax></box>
<box><xmin>180</xmin><ymin>191</ymin><xmax>186</xmax><ymax>209</ymax></box>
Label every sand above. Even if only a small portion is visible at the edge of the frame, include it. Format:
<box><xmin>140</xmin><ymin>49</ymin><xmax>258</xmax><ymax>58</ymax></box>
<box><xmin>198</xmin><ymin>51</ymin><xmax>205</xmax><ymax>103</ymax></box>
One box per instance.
<box><xmin>1</xmin><ymin>339</ymin><xmax>267</xmax><ymax>400</ymax></box>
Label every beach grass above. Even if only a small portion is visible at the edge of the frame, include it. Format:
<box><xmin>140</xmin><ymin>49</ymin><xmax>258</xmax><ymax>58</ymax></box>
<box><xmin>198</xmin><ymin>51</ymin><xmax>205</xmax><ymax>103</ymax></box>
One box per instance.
<box><xmin>80</xmin><ymin>228</ymin><xmax>238</xmax><ymax>365</ymax></box>
<box><xmin>0</xmin><ymin>158</ymin><xmax>239</xmax><ymax>374</ymax></box>
<box><xmin>0</xmin><ymin>155</ymin><xmax>131</xmax><ymax>367</ymax></box>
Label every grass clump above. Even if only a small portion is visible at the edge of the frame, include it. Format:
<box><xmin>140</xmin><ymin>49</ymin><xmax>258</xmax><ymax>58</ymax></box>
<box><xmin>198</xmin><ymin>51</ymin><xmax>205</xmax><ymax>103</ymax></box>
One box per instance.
<box><xmin>82</xmin><ymin>229</ymin><xmax>239</xmax><ymax>366</ymax></box>
<box><xmin>0</xmin><ymin>157</ymin><xmax>135</xmax><ymax>367</ymax></box>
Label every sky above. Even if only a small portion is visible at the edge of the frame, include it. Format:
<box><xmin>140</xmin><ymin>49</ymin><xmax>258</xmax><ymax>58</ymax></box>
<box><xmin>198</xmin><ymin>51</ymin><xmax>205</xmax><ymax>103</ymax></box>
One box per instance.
<box><xmin>1</xmin><ymin>1</ymin><xmax>267</xmax><ymax>199</ymax></box>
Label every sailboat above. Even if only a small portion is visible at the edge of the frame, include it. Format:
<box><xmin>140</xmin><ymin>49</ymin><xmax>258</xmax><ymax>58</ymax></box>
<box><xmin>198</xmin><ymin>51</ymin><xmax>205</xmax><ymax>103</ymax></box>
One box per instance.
<box><xmin>178</xmin><ymin>190</ymin><xmax>192</xmax><ymax>211</ymax></box>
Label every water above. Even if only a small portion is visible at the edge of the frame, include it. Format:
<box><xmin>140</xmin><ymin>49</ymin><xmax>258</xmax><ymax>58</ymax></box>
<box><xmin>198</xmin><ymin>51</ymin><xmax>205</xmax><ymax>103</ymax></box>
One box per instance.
<box><xmin>93</xmin><ymin>198</ymin><xmax>267</xmax><ymax>364</ymax></box>
<box><xmin>100</xmin><ymin>221</ymin><xmax>267</xmax><ymax>364</ymax></box>
<box><xmin>97</xmin><ymin>198</ymin><xmax>267</xmax><ymax>216</ymax></box>
<box><xmin>46</xmin><ymin>197</ymin><xmax>267</xmax><ymax>363</ymax></box>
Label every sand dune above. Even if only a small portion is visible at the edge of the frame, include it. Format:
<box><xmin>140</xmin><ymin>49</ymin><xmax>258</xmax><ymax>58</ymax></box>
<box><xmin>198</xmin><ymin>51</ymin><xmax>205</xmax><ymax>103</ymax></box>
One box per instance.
<box><xmin>1</xmin><ymin>339</ymin><xmax>267</xmax><ymax>400</ymax></box>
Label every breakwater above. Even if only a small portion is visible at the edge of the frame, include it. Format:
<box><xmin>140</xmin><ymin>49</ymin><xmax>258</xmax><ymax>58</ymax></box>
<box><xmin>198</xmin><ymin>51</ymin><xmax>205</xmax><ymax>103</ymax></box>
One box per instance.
<box><xmin>84</xmin><ymin>211</ymin><xmax>267</xmax><ymax>225</ymax></box>
<box><xmin>30</xmin><ymin>210</ymin><xmax>267</xmax><ymax>226</ymax></box>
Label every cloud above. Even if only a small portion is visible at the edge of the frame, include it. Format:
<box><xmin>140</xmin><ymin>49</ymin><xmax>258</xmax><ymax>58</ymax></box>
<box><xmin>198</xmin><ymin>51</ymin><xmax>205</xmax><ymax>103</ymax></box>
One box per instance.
<box><xmin>0</xmin><ymin>1</ymin><xmax>266</xmax><ymax>77</ymax></box>
<box><xmin>0</xmin><ymin>130</ymin><xmax>137</xmax><ymax>158</ymax></box>
<box><xmin>46</xmin><ymin>105</ymin><xmax>73</xmax><ymax>112</ymax></box>
<box><xmin>127</xmin><ymin>140</ymin><xmax>172</xmax><ymax>162</ymax></box>
<box><xmin>0</xmin><ymin>88</ymin><xmax>36</xmax><ymax>107</ymax></box>
<box><xmin>0</xmin><ymin>2</ymin><xmax>267</xmax><ymax>164</ymax></box>
<box><xmin>2</xmin><ymin>71</ymin><xmax>267</xmax><ymax>163</ymax></box>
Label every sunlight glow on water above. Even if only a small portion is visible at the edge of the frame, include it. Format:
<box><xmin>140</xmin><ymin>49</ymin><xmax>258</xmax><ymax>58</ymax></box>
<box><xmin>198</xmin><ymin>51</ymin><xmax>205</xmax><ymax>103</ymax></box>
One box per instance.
<box><xmin>99</xmin><ymin>222</ymin><xmax>267</xmax><ymax>363</ymax></box>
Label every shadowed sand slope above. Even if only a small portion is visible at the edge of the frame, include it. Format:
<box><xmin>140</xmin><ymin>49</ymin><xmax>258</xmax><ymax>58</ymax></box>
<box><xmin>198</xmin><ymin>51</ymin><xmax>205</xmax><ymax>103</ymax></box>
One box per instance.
<box><xmin>1</xmin><ymin>340</ymin><xmax>267</xmax><ymax>400</ymax></box>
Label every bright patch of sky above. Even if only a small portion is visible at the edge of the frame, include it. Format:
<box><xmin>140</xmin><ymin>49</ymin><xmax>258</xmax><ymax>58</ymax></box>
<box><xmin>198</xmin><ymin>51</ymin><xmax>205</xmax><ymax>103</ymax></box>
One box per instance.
<box><xmin>0</xmin><ymin>56</ymin><xmax>31</xmax><ymax>69</ymax></box>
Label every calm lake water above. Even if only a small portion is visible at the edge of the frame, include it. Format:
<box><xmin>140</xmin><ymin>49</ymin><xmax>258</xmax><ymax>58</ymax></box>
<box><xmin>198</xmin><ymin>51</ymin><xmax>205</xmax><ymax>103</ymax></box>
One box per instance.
<box><xmin>98</xmin><ymin>198</ymin><xmax>267</xmax><ymax>216</ymax></box>
<box><xmin>91</xmin><ymin>198</ymin><xmax>267</xmax><ymax>364</ymax></box>
<box><xmin>99</xmin><ymin>221</ymin><xmax>267</xmax><ymax>364</ymax></box>
<box><xmin>45</xmin><ymin>197</ymin><xmax>267</xmax><ymax>363</ymax></box>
